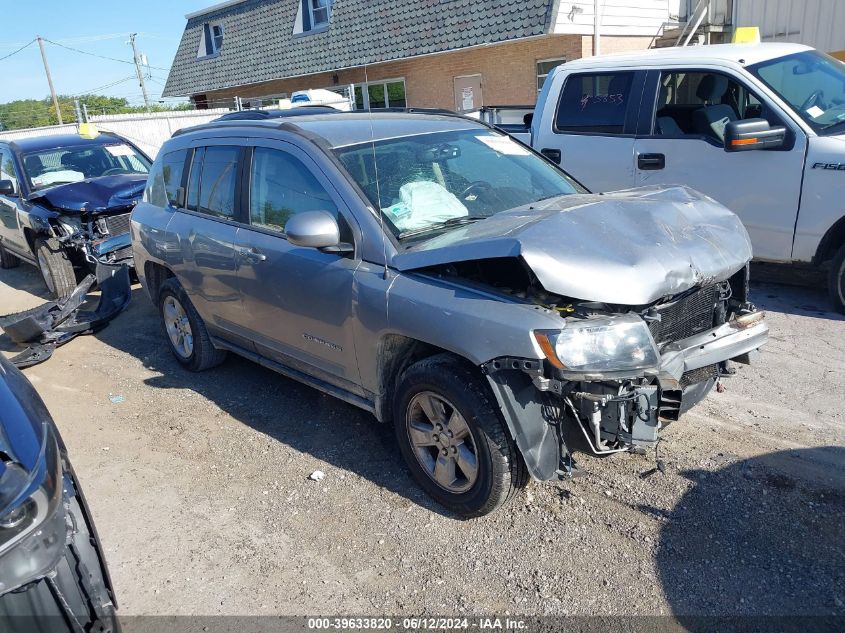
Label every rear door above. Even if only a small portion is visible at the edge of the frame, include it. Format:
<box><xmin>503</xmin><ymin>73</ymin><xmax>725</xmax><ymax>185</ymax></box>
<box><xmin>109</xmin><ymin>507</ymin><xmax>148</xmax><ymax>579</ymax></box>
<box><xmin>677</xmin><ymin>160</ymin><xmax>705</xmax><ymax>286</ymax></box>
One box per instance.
<box><xmin>166</xmin><ymin>141</ymin><xmax>251</xmax><ymax>345</ymax></box>
<box><xmin>534</xmin><ymin>69</ymin><xmax>645</xmax><ymax>192</ymax></box>
<box><xmin>233</xmin><ymin>141</ymin><xmax>363</xmax><ymax>392</ymax></box>
<box><xmin>633</xmin><ymin>68</ymin><xmax>806</xmax><ymax>262</ymax></box>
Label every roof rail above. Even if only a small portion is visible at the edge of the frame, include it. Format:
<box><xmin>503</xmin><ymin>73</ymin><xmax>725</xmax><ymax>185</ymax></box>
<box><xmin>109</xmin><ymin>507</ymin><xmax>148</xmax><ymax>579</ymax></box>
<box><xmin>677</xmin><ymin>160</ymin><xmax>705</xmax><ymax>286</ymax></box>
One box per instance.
<box><xmin>171</xmin><ymin>106</ymin><xmax>489</xmax><ymax>139</ymax></box>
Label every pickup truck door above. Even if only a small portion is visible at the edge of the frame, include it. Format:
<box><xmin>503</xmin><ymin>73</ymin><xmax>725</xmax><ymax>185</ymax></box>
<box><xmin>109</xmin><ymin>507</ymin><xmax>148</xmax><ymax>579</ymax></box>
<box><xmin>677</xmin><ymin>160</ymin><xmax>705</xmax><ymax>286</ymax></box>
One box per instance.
<box><xmin>532</xmin><ymin>70</ymin><xmax>645</xmax><ymax>192</ymax></box>
<box><xmin>0</xmin><ymin>149</ymin><xmax>26</xmax><ymax>253</ymax></box>
<box><xmin>633</xmin><ymin>69</ymin><xmax>806</xmax><ymax>262</ymax></box>
<box><xmin>234</xmin><ymin>142</ymin><xmax>363</xmax><ymax>393</ymax></box>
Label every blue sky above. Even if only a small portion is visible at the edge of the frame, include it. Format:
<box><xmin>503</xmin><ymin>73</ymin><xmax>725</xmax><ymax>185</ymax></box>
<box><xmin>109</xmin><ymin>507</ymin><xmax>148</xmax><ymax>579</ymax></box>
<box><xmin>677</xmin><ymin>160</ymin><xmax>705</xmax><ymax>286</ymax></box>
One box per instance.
<box><xmin>0</xmin><ymin>0</ymin><xmax>214</xmax><ymax>105</ymax></box>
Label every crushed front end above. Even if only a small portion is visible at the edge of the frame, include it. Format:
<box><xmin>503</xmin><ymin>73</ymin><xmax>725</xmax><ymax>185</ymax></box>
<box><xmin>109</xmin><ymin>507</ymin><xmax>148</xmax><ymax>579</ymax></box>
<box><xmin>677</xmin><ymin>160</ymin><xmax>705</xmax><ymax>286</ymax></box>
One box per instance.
<box><xmin>483</xmin><ymin>265</ymin><xmax>767</xmax><ymax>476</ymax></box>
<box><xmin>31</xmin><ymin>175</ymin><xmax>145</xmax><ymax>268</ymax></box>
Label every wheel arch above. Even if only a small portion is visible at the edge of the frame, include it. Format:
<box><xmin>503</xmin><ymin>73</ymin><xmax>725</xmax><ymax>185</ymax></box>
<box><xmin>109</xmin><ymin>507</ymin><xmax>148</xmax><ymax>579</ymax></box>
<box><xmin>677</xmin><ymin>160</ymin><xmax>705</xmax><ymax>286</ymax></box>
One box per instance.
<box><xmin>813</xmin><ymin>214</ymin><xmax>845</xmax><ymax>266</ymax></box>
<box><xmin>374</xmin><ymin>334</ymin><xmax>476</xmax><ymax>424</ymax></box>
<box><xmin>143</xmin><ymin>260</ymin><xmax>175</xmax><ymax>303</ymax></box>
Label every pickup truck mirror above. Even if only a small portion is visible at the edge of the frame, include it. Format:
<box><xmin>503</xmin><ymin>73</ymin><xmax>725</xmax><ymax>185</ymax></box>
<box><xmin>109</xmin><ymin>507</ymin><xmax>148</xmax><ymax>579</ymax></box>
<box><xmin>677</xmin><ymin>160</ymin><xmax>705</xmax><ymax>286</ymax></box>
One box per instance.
<box><xmin>286</xmin><ymin>210</ymin><xmax>342</xmax><ymax>249</ymax></box>
<box><xmin>724</xmin><ymin>118</ymin><xmax>787</xmax><ymax>152</ymax></box>
<box><xmin>0</xmin><ymin>179</ymin><xmax>16</xmax><ymax>196</ymax></box>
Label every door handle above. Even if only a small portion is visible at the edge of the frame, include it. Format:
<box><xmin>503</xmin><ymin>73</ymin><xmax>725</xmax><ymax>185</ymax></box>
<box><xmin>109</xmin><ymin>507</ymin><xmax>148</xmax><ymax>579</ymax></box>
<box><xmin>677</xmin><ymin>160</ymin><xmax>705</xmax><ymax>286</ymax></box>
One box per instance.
<box><xmin>637</xmin><ymin>153</ymin><xmax>665</xmax><ymax>170</ymax></box>
<box><xmin>540</xmin><ymin>148</ymin><xmax>561</xmax><ymax>164</ymax></box>
<box><xmin>236</xmin><ymin>246</ymin><xmax>266</xmax><ymax>263</ymax></box>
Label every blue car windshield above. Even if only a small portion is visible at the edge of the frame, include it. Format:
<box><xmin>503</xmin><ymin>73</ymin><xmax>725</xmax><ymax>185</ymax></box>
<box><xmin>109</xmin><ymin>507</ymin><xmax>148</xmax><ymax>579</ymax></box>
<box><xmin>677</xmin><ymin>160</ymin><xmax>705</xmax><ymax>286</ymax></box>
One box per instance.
<box><xmin>333</xmin><ymin>129</ymin><xmax>584</xmax><ymax>239</ymax></box>
<box><xmin>23</xmin><ymin>142</ymin><xmax>151</xmax><ymax>192</ymax></box>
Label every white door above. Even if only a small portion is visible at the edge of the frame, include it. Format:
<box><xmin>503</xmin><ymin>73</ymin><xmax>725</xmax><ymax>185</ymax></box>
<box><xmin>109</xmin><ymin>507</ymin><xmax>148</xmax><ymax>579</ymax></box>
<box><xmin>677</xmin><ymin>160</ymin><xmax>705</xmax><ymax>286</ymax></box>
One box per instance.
<box><xmin>454</xmin><ymin>75</ymin><xmax>483</xmax><ymax>113</ymax></box>
<box><xmin>634</xmin><ymin>69</ymin><xmax>806</xmax><ymax>262</ymax></box>
<box><xmin>535</xmin><ymin>70</ymin><xmax>640</xmax><ymax>192</ymax></box>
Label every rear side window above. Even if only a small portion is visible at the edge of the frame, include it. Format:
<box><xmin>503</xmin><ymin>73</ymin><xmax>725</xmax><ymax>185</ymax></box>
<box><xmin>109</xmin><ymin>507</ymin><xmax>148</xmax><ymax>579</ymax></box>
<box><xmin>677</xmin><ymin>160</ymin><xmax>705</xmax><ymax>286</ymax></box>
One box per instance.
<box><xmin>145</xmin><ymin>149</ymin><xmax>188</xmax><ymax>208</ymax></box>
<box><xmin>161</xmin><ymin>150</ymin><xmax>187</xmax><ymax>207</ymax></box>
<box><xmin>248</xmin><ymin>147</ymin><xmax>338</xmax><ymax>233</ymax></box>
<box><xmin>186</xmin><ymin>146</ymin><xmax>239</xmax><ymax>219</ymax></box>
<box><xmin>555</xmin><ymin>72</ymin><xmax>635</xmax><ymax>134</ymax></box>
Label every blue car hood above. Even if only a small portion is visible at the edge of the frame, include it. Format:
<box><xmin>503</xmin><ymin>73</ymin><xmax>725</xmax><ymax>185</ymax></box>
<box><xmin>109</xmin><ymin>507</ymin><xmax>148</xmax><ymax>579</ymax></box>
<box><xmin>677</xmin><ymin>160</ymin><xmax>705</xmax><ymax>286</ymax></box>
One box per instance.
<box><xmin>30</xmin><ymin>173</ymin><xmax>146</xmax><ymax>214</ymax></box>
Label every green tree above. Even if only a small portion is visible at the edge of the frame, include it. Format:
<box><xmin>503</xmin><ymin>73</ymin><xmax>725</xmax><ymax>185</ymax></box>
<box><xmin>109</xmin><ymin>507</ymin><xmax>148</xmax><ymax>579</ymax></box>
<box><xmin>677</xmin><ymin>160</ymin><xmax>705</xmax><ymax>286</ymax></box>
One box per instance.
<box><xmin>0</xmin><ymin>94</ymin><xmax>192</xmax><ymax>131</ymax></box>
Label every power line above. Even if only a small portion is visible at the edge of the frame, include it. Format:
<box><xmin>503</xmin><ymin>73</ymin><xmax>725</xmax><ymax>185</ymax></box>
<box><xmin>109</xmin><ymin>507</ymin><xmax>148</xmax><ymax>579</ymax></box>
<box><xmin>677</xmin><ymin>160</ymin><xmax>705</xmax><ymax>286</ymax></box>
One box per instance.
<box><xmin>41</xmin><ymin>37</ymin><xmax>169</xmax><ymax>71</ymax></box>
<box><xmin>0</xmin><ymin>39</ymin><xmax>35</xmax><ymax>63</ymax></box>
<box><xmin>76</xmin><ymin>75</ymin><xmax>138</xmax><ymax>96</ymax></box>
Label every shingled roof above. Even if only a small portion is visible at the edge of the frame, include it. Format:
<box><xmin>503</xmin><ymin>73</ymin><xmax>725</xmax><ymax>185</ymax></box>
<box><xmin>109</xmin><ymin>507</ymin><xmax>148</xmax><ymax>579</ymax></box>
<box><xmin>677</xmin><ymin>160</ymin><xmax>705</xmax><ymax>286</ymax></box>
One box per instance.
<box><xmin>163</xmin><ymin>0</ymin><xmax>557</xmax><ymax>97</ymax></box>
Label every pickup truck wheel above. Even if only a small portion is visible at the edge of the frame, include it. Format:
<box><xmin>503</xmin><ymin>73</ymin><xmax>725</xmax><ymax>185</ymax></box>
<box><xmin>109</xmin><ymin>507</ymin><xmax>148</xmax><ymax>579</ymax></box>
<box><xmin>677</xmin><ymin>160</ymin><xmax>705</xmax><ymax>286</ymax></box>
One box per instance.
<box><xmin>0</xmin><ymin>242</ymin><xmax>20</xmax><ymax>268</ymax></box>
<box><xmin>34</xmin><ymin>237</ymin><xmax>76</xmax><ymax>298</ymax></box>
<box><xmin>829</xmin><ymin>243</ymin><xmax>845</xmax><ymax>315</ymax></box>
<box><xmin>393</xmin><ymin>355</ymin><xmax>527</xmax><ymax>517</ymax></box>
<box><xmin>158</xmin><ymin>278</ymin><xmax>227</xmax><ymax>371</ymax></box>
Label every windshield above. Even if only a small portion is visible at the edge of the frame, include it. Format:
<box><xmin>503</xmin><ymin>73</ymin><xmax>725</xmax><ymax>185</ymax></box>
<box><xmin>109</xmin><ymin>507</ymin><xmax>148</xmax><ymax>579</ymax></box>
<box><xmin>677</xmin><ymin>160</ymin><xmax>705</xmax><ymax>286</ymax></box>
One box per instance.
<box><xmin>748</xmin><ymin>50</ymin><xmax>845</xmax><ymax>136</ymax></box>
<box><xmin>333</xmin><ymin>129</ymin><xmax>584</xmax><ymax>240</ymax></box>
<box><xmin>22</xmin><ymin>142</ymin><xmax>151</xmax><ymax>192</ymax></box>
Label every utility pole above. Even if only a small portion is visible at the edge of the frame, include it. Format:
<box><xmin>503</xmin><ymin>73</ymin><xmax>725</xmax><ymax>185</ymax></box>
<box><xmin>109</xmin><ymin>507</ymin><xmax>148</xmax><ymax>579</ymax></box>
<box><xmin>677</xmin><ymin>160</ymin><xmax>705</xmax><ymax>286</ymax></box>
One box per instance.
<box><xmin>37</xmin><ymin>36</ymin><xmax>63</xmax><ymax>125</ymax></box>
<box><xmin>593</xmin><ymin>0</ymin><xmax>602</xmax><ymax>56</ymax></box>
<box><xmin>129</xmin><ymin>33</ymin><xmax>151</xmax><ymax>112</ymax></box>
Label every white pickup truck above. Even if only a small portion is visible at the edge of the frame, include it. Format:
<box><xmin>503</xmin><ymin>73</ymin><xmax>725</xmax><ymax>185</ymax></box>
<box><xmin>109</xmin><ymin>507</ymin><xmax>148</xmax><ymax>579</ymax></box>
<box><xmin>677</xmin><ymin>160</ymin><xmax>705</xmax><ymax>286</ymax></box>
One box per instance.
<box><xmin>525</xmin><ymin>43</ymin><xmax>845</xmax><ymax>313</ymax></box>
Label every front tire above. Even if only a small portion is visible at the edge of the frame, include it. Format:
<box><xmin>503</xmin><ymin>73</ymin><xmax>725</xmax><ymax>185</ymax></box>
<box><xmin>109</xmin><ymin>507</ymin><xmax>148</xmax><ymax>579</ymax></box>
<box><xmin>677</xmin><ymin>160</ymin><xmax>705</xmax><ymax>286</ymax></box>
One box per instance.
<box><xmin>393</xmin><ymin>354</ymin><xmax>528</xmax><ymax>518</ymax></box>
<box><xmin>0</xmin><ymin>242</ymin><xmax>20</xmax><ymax>269</ymax></box>
<box><xmin>158</xmin><ymin>278</ymin><xmax>227</xmax><ymax>371</ymax></box>
<box><xmin>828</xmin><ymin>243</ymin><xmax>845</xmax><ymax>315</ymax></box>
<box><xmin>34</xmin><ymin>237</ymin><xmax>76</xmax><ymax>299</ymax></box>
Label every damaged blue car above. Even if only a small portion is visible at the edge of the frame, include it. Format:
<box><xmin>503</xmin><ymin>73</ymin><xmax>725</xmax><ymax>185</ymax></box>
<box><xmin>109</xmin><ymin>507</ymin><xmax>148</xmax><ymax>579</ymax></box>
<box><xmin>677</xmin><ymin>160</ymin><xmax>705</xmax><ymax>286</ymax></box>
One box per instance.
<box><xmin>0</xmin><ymin>133</ymin><xmax>150</xmax><ymax>298</ymax></box>
<box><xmin>0</xmin><ymin>353</ymin><xmax>119</xmax><ymax>631</ymax></box>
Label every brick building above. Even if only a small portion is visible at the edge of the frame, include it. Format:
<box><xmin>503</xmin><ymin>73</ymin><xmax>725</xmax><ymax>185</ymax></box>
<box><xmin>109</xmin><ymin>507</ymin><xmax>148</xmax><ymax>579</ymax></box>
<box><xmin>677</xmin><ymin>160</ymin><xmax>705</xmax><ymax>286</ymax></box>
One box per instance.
<box><xmin>162</xmin><ymin>0</ymin><xmax>671</xmax><ymax>111</ymax></box>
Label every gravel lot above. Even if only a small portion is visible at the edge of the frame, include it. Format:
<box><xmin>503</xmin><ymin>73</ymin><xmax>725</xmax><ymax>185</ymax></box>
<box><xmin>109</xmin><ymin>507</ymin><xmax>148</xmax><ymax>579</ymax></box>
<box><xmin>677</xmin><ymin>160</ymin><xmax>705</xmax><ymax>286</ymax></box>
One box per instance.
<box><xmin>1</xmin><ymin>263</ymin><xmax>843</xmax><ymax>620</ymax></box>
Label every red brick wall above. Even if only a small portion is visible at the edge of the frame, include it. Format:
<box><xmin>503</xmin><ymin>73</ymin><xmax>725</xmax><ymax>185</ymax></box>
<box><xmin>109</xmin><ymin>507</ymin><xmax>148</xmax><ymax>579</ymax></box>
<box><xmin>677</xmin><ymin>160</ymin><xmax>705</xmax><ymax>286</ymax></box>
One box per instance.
<box><xmin>201</xmin><ymin>34</ymin><xmax>654</xmax><ymax>110</ymax></box>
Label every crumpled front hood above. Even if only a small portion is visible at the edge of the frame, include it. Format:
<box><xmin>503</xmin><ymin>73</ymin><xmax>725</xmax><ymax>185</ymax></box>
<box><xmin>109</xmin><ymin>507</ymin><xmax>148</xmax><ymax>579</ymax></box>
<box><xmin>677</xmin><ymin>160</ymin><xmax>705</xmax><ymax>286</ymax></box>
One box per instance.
<box><xmin>393</xmin><ymin>186</ymin><xmax>752</xmax><ymax>305</ymax></box>
<box><xmin>30</xmin><ymin>173</ymin><xmax>146</xmax><ymax>214</ymax></box>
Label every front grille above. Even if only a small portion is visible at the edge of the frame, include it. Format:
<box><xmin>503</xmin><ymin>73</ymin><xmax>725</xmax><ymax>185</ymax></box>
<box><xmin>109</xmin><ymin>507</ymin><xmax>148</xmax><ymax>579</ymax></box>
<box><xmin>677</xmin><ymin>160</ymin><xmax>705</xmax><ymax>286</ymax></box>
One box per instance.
<box><xmin>103</xmin><ymin>213</ymin><xmax>131</xmax><ymax>236</ymax></box>
<box><xmin>680</xmin><ymin>363</ymin><xmax>718</xmax><ymax>388</ymax></box>
<box><xmin>648</xmin><ymin>285</ymin><xmax>719</xmax><ymax>345</ymax></box>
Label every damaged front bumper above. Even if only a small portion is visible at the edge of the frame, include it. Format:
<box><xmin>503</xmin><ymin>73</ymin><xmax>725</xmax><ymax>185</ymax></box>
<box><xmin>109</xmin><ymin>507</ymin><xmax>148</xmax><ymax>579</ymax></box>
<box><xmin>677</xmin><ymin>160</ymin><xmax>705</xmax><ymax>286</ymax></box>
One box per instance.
<box><xmin>483</xmin><ymin>311</ymin><xmax>768</xmax><ymax>480</ymax></box>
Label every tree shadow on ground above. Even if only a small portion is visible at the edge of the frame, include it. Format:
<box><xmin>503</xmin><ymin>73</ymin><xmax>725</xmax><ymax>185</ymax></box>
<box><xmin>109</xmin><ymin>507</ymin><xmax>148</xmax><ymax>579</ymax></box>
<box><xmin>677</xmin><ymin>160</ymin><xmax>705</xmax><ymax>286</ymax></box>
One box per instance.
<box><xmin>652</xmin><ymin>446</ymin><xmax>845</xmax><ymax>630</ymax></box>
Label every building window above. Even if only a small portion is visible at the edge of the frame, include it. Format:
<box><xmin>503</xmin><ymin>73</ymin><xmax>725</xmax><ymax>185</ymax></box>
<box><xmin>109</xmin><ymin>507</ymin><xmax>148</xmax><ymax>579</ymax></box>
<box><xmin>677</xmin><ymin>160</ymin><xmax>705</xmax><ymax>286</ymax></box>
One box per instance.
<box><xmin>351</xmin><ymin>79</ymin><xmax>406</xmax><ymax>110</ymax></box>
<box><xmin>197</xmin><ymin>22</ymin><xmax>224</xmax><ymax>58</ymax></box>
<box><xmin>308</xmin><ymin>0</ymin><xmax>331</xmax><ymax>27</ymax></box>
<box><xmin>295</xmin><ymin>0</ymin><xmax>332</xmax><ymax>34</ymax></box>
<box><xmin>537</xmin><ymin>58</ymin><xmax>565</xmax><ymax>91</ymax></box>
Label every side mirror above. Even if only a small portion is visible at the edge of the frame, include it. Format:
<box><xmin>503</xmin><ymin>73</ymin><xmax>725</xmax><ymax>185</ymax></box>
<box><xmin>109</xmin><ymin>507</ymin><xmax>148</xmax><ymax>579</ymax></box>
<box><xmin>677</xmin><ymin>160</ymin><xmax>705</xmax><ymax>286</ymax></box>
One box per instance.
<box><xmin>724</xmin><ymin>118</ymin><xmax>787</xmax><ymax>152</ymax></box>
<box><xmin>286</xmin><ymin>210</ymin><xmax>346</xmax><ymax>250</ymax></box>
<box><xmin>0</xmin><ymin>179</ymin><xmax>16</xmax><ymax>196</ymax></box>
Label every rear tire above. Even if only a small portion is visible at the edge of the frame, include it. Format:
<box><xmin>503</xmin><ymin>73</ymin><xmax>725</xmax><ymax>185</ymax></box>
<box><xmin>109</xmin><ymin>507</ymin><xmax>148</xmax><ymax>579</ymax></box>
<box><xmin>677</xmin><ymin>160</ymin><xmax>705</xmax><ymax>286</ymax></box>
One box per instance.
<box><xmin>34</xmin><ymin>237</ymin><xmax>76</xmax><ymax>299</ymax></box>
<box><xmin>0</xmin><ymin>242</ymin><xmax>20</xmax><ymax>269</ymax></box>
<box><xmin>393</xmin><ymin>354</ymin><xmax>528</xmax><ymax>518</ymax></box>
<box><xmin>158</xmin><ymin>278</ymin><xmax>227</xmax><ymax>371</ymax></box>
<box><xmin>828</xmin><ymin>243</ymin><xmax>845</xmax><ymax>315</ymax></box>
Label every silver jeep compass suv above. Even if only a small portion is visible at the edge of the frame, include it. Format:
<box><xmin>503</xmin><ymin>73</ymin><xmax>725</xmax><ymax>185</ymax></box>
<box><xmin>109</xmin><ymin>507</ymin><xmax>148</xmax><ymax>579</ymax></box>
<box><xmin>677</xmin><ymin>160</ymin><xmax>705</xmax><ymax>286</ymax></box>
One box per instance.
<box><xmin>131</xmin><ymin>112</ymin><xmax>767</xmax><ymax>517</ymax></box>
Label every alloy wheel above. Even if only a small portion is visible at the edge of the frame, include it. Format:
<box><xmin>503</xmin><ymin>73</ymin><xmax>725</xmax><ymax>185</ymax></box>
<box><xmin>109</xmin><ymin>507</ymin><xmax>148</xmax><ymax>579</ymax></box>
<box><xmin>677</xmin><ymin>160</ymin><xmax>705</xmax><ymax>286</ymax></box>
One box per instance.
<box><xmin>163</xmin><ymin>295</ymin><xmax>194</xmax><ymax>359</ymax></box>
<box><xmin>405</xmin><ymin>391</ymin><xmax>479</xmax><ymax>493</ymax></box>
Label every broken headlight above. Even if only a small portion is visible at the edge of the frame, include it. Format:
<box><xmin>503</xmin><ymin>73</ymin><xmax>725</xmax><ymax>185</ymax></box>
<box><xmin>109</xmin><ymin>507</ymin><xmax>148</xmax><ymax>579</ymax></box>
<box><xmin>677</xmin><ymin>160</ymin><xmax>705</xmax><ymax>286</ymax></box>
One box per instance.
<box><xmin>534</xmin><ymin>314</ymin><xmax>659</xmax><ymax>374</ymax></box>
<box><xmin>0</xmin><ymin>424</ymin><xmax>66</xmax><ymax>595</ymax></box>
<box><xmin>56</xmin><ymin>215</ymin><xmax>82</xmax><ymax>239</ymax></box>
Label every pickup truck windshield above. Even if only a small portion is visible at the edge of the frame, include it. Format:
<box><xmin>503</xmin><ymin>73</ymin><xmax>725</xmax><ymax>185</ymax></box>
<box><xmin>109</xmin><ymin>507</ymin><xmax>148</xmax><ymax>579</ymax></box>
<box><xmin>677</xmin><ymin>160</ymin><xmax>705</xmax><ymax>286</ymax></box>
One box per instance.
<box><xmin>748</xmin><ymin>50</ymin><xmax>845</xmax><ymax>136</ymax></box>
<box><xmin>23</xmin><ymin>143</ymin><xmax>151</xmax><ymax>192</ymax></box>
<box><xmin>333</xmin><ymin>129</ymin><xmax>583</xmax><ymax>239</ymax></box>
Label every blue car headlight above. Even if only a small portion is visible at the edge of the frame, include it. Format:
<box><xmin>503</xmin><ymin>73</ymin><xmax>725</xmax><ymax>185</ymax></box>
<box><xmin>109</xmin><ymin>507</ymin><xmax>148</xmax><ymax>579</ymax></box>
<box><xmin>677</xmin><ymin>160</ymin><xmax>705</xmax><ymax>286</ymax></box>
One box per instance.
<box><xmin>534</xmin><ymin>314</ymin><xmax>660</xmax><ymax>375</ymax></box>
<box><xmin>0</xmin><ymin>424</ymin><xmax>66</xmax><ymax>595</ymax></box>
